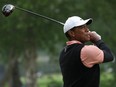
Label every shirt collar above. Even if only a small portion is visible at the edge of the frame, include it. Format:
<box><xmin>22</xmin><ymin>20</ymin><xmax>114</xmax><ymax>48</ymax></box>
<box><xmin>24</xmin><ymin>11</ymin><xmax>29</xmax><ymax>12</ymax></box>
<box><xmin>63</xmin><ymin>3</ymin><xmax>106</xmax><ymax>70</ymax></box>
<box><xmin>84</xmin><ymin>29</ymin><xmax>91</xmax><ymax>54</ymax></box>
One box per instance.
<box><xmin>66</xmin><ymin>40</ymin><xmax>82</xmax><ymax>45</ymax></box>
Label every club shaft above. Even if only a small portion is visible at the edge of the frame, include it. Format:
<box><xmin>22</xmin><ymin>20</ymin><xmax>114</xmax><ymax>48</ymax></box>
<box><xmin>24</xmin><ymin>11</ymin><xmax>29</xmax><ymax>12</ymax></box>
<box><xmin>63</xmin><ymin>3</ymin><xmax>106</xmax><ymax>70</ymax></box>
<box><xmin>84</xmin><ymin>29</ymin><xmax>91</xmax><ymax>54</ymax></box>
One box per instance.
<box><xmin>15</xmin><ymin>6</ymin><xmax>64</xmax><ymax>25</ymax></box>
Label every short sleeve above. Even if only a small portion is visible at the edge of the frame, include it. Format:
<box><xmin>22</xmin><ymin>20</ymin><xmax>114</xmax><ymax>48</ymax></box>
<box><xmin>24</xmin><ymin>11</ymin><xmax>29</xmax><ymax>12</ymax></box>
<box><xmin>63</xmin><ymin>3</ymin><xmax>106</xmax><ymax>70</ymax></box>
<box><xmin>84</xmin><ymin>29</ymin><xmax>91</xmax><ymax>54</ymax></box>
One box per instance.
<box><xmin>81</xmin><ymin>45</ymin><xmax>104</xmax><ymax>68</ymax></box>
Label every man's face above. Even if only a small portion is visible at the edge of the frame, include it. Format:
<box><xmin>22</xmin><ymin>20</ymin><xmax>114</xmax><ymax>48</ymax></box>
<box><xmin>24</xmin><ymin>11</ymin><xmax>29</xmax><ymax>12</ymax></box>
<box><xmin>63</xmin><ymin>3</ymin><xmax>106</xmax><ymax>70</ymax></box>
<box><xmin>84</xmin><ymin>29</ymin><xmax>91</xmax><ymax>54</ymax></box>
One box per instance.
<box><xmin>68</xmin><ymin>25</ymin><xmax>90</xmax><ymax>43</ymax></box>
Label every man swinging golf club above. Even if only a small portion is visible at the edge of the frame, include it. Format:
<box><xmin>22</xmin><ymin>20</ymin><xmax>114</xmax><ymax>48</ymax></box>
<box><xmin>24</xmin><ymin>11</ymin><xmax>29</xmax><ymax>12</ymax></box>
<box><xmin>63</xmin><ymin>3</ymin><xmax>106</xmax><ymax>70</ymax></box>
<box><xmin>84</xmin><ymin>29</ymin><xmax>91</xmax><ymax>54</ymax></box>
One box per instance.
<box><xmin>59</xmin><ymin>16</ymin><xmax>114</xmax><ymax>87</ymax></box>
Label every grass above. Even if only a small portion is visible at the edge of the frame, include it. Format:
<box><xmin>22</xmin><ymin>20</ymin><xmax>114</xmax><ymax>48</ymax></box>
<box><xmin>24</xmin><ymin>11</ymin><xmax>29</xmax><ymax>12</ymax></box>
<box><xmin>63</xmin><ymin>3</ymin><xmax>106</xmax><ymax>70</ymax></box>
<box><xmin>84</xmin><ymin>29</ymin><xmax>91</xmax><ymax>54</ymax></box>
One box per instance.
<box><xmin>21</xmin><ymin>73</ymin><xmax>63</xmax><ymax>87</ymax></box>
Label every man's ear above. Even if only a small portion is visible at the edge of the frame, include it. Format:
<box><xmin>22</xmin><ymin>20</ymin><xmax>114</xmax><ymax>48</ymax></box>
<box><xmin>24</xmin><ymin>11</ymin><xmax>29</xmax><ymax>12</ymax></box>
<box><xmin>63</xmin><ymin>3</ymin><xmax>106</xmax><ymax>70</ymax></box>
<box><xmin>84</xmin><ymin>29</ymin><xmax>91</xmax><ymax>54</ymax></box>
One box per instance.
<box><xmin>67</xmin><ymin>30</ymin><xmax>75</xmax><ymax>37</ymax></box>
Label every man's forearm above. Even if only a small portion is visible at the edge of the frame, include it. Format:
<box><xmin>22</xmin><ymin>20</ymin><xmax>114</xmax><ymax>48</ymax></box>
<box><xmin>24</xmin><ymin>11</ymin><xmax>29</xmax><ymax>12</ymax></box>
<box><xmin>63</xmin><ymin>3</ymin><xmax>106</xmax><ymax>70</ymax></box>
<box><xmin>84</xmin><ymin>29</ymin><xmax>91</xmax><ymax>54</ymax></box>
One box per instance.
<box><xmin>94</xmin><ymin>40</ymin><xmax>114</xmax><ymax>62</ymax></box>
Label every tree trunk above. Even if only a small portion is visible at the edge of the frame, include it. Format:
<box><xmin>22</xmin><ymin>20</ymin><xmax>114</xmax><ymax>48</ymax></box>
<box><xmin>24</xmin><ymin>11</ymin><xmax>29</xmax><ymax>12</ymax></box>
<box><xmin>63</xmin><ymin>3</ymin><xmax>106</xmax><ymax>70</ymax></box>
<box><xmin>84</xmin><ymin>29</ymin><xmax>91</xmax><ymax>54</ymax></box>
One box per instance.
<box><xmin>24</xmin><ymin>28</ymin><xmax>38</xmax><ymax>87</ymax></box>
<box><xmin>24</xmin><ymin>47</ymin><xmax>37</xmax><ymax>87</ymax></box>
<box><xmin>0</xmin><ymin>47</ymin><xmax>22</xmax><ymax>87</ymax></box>
<box><xmin>11</xmin><ymin>59</ymin><xmax>22</xmax><ymax>87</ymax></box>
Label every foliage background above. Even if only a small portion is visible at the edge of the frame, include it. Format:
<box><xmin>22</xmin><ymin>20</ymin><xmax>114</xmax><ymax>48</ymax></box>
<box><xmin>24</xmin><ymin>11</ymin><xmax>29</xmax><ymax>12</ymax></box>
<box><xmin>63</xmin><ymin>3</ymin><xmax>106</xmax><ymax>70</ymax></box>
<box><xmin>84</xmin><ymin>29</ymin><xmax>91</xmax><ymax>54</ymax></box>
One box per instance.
<box><xmin>0</xmin><ymin>0</ymin><xmax>116</xmax><ymax>87</ymax></box>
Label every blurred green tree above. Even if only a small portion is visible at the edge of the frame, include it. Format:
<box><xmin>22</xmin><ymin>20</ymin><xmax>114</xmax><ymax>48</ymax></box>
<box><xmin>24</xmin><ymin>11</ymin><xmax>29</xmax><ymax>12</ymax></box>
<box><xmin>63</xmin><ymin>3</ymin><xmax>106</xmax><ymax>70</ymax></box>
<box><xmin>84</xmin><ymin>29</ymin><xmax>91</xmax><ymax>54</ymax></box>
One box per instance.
<box><xmin>0</xmin><ymin>0</ymin><xmax>115</xmax><ymax>87</ymax></box>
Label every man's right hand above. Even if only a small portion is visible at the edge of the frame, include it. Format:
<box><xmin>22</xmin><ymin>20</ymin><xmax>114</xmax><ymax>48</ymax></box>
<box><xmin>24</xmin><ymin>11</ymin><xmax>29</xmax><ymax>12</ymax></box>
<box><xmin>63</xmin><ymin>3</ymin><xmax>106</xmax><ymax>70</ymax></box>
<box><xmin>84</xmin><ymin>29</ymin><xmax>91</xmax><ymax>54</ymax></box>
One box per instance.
<box><xmin>89</xmin><ymin>31</ymin><xmax>101</xmax><ymax>43</ymax></box>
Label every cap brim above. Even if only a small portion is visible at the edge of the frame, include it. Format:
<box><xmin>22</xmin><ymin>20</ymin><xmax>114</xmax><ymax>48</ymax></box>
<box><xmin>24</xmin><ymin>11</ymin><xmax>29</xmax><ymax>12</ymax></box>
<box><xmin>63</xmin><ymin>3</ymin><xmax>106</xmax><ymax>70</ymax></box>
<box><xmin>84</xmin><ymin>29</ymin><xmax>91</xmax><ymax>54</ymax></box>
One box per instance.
<box><xmin>86</xmin><ymin>18</ymin><xmax>93</xmax><ymax>25</ymax></box>
<box><xmin>76</xmin><ymin>18</ymin><xmax>93</xmax><ymax>27</ymax></box>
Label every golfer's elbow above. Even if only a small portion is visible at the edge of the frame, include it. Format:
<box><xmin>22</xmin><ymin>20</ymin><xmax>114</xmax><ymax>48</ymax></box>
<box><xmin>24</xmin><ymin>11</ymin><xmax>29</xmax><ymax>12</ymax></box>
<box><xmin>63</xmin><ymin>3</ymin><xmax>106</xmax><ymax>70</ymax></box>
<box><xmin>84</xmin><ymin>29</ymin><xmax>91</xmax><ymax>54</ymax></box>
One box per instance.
<box><xmin>103</xmin><ymin>52</ymin><xmax>115</xmax><ymax>63</ymax></box>
<box><xmin>111</xmin><ymin>54</ymin><xmax>115</xmax><ymax>62</ymax></box>
<box><xmin>108</xmin><ymin>54</ymin><xmax>114</xmax><ymax>62</ymax></box>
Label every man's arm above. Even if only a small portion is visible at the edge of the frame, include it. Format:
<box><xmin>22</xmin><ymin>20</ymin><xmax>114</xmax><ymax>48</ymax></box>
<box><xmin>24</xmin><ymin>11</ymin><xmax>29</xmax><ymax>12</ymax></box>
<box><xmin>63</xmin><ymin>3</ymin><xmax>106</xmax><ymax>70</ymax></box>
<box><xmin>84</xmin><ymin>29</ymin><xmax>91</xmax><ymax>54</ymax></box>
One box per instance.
<box><xmin>94</xmin><ymin>40</ymin><xmax>114</xmax><ymax>62</ymax></box>
<box><xmin>89</xmin><ymin>31</ymin><xmax>114</xmax><ymax>63</ymax></box>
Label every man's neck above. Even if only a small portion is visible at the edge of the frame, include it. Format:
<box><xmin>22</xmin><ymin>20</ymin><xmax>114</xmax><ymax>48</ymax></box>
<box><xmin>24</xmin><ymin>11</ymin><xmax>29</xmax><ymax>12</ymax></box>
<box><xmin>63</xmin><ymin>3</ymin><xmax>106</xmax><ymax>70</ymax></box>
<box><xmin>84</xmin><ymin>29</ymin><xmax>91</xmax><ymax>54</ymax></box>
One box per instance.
<box><xmin>66</xmin><ymin>40</ymin><xmax>82</xmax><ymax>45</ymax></box>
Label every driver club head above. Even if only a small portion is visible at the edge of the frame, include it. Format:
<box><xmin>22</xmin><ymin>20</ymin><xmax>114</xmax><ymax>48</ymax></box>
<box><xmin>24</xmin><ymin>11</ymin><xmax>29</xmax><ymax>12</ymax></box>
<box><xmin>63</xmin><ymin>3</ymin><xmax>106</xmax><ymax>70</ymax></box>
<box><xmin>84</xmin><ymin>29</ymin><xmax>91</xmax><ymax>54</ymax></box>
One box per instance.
<box><xmin>2</xmin><ymin>4</ymin><xmax>15</xmax><ymax>17</ymax></box>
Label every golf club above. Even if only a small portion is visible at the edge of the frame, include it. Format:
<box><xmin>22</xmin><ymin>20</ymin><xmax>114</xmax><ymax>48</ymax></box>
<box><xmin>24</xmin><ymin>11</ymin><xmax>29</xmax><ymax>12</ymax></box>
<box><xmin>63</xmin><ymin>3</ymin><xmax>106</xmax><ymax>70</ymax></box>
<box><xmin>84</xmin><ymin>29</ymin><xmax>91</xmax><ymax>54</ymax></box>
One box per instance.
<box><xmin>2</xmin><ymin>4</ymin><xmax>64</xmax><ymax>25</ymax></box>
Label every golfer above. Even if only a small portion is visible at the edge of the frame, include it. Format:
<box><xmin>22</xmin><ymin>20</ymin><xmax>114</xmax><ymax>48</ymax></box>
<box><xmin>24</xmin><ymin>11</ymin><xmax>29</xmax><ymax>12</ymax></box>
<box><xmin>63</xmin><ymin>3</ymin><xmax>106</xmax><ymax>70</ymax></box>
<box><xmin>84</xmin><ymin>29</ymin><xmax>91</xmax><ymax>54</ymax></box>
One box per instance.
<box><xmin>59</xmin><ymin>16</ymin><xmax>114</xmax><ymax>87</ymax></box>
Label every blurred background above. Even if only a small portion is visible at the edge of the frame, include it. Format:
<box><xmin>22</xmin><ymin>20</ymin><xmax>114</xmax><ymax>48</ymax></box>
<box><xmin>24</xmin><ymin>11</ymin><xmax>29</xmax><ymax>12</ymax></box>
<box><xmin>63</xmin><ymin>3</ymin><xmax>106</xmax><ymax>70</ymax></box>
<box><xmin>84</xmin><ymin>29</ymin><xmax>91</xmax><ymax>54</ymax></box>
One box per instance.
<box><xmin>0</xmin><ymin>0</ymin><xmax>116</xmax><ymax>87</ymax></box>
